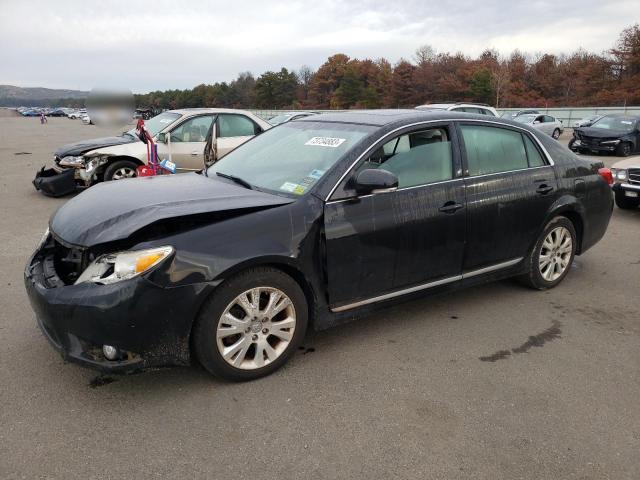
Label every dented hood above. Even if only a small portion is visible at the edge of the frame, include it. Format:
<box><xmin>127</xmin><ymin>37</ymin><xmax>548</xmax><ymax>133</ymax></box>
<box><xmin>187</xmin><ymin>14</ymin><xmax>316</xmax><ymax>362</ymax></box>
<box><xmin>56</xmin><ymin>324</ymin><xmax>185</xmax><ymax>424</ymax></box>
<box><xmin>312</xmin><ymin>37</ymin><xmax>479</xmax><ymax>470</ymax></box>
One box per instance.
<box><xmin>54</xmin><ymin>133</ymin><xmax>138</xmax><ymax>157</ymax></box>
<box><xmin>50</xmin><ymin>173</ymin><xmax>294</xmax><ymax>247</ymax></box>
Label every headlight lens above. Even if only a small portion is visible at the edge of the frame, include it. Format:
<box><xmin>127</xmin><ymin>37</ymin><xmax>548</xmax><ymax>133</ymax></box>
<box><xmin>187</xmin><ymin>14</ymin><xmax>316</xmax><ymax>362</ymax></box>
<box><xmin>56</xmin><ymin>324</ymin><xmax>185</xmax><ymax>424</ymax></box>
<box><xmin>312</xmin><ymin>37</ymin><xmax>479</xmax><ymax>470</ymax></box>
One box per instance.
<box><xmin>617</xmin><ymin>169</ymin><xmax>627</xmax><ymax>180</ymax></box>
<box><xmin>59</xmin><ymin>155</ymin><xmax>85</xmax><ymax>167</ymax></box>
<box><xmin>601</xmin><ymin>140</ymin><xmax>621</xmax><ymax>145</ymax></box>
<box><xmin>75</xmin><ymin>246</ymin><xmax>174</xmax><ymax>285</ymax></box>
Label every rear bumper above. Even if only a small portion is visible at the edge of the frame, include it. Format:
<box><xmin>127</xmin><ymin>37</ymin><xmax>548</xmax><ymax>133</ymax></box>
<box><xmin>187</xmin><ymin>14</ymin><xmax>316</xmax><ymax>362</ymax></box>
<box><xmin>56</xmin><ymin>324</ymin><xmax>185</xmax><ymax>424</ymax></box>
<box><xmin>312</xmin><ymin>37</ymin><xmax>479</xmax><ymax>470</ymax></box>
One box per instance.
<box><xmin>24</xmin><ymin>245</ymin><xmax>208</xmax><ymax>374</ymax></box>
<box><xmin>32</xmin><ymin>166</ymin><xmax>78</xmax><ymax>197</ymax></box>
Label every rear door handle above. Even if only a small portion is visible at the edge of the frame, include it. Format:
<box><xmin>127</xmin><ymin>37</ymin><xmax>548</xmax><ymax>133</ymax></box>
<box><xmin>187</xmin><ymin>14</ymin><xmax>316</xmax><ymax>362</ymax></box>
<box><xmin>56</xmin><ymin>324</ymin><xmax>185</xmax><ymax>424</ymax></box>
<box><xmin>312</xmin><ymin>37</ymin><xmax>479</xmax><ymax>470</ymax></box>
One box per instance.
<box><xmin>439</xmin><ymin>201</ymin><xmax>463</xmax><ymax>214</ymax></box>
<box><xmin>536</xmin><ymin>184</ymin><xmax>554</xmax><ymax>195</ymax></box>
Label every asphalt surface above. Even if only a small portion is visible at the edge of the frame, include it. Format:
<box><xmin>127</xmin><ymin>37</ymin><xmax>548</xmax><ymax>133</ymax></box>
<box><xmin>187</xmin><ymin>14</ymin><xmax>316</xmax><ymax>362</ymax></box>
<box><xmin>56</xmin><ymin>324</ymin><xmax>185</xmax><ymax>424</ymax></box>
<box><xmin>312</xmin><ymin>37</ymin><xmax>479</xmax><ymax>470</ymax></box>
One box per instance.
<box><xmin>1</xmin><ymin>113</ymin><xmax>639</xmax><ymax>480</ymax></box>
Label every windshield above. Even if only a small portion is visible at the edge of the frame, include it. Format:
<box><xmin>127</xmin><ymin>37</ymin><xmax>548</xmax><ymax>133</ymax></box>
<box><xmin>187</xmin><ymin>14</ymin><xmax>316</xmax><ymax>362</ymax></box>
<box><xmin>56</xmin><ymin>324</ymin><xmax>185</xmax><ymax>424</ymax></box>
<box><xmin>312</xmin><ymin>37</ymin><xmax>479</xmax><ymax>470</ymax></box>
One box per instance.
<box><xmin>591</xmin><ymin>116</ymin><xmax>637</xmax><ymax>132</ymax></box>
<box><xmin>268</xmin><ymin>114</ymin><xmax>293</xmax><ymax>125</ymax></box>
<box><xmin>127</xmin><ymin>111</ymin><xmax>181</xmax><ymax>137</ymax></box>
<box><xmin>514</xmin><ymin>114</ymin><xmax>537</xmax><ymax>124</ymax></box>
<box><xmin>208</xmin><ymin>121</ymin><xmax>375</xmax><ymax>196</ymax></box>
<box><xmin>501</xmin><ymin>112</ymin><xmax>515</xmax><ymax>118</ymax></box>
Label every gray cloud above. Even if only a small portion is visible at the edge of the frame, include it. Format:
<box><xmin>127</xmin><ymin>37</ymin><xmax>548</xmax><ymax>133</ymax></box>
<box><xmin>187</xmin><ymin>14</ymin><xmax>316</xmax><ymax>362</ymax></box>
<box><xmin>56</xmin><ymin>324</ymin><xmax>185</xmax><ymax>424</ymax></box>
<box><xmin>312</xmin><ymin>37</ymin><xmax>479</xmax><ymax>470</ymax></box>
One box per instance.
<box><xmin>0</xmin><ymin>0</ymin><xmax>637</xmax><ymax>92</ymax></box>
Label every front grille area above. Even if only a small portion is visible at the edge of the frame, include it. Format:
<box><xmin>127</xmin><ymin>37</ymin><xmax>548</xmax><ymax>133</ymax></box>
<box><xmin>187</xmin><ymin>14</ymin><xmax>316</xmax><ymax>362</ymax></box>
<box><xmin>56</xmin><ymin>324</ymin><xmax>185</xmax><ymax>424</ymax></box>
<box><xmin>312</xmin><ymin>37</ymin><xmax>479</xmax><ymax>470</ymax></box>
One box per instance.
<box><xmin>50</xmin><ymin>238</ymin><xmax>88</xmax><ymax>285</ymax></box>
<box><xmin>628</xmin><ymin>168</ymin><xmax>640</xmax><ymax>185</ymax></box>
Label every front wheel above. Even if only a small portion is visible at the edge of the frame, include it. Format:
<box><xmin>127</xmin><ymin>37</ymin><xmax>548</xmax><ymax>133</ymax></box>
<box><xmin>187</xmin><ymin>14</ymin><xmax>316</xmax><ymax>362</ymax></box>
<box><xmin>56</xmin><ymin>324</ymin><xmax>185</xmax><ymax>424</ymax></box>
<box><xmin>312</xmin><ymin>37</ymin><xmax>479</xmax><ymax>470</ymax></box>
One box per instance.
<box><xmin>568</xmin><ymin>138</ymin><xmax>576</xmax><ymax>150</ymax></box>
<box><xmin>615</xmin><ymin>190</ymin><xmax>640</xmax><ymax>210</ymax></box>
<box><xmin>520</xmin><ymin>216</ymin><xmax>577</xmax><ymax>290</ymax></box>
<box><xmin>552</xmin><ymin>128</ymin><xmax>561</xmax><ymax>140</ymax></box>
<box><xmin>616</xmin><ymin>142</ymin><xmax>632</xmax><ymax>157</ymax></box>
<box><xmin>103</xmin><ymin>160</ymin><xmax>138</xmax><ymax>181</ymax></box>
<box><xmin>193</xmin><ymin>267</ymin><xmax>308</xmax><ymax>381</ymax></box>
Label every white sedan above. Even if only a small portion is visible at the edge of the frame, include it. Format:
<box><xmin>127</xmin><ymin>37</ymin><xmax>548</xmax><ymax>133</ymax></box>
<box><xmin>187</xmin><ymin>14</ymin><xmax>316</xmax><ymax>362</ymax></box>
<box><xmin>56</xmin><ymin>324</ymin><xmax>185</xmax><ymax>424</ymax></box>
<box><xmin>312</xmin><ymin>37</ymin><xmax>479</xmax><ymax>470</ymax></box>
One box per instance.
<box><xmin>515</xmin><ymin>114</ymin><xmax>564</xmax><ymax>139</ymax></box>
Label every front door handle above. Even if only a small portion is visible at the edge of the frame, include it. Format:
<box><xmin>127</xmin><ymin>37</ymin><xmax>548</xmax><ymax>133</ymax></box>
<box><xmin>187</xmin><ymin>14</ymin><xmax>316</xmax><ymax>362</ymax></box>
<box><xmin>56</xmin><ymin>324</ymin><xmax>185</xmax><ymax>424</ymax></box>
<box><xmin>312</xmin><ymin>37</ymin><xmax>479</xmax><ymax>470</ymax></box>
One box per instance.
<box><xmin>536</xmin><ymin>184</ymin><xmax>554</xmax><ymax>195</ymax></box>
<box><xmin>439</xmin><ymin>201</ymin><xmax>463</xmax><ymax>214</ymax></box>
<box><xmin>190</xmin><ymin>151</ymin><xmax>200</xmax><ymax>156</ymax></box>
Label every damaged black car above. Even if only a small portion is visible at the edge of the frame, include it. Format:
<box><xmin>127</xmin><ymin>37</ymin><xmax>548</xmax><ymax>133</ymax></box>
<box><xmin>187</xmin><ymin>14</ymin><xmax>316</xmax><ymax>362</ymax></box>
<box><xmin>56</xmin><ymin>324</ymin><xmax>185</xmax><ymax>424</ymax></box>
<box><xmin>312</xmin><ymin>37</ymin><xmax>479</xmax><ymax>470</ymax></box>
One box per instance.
<box><xmin>569</xmin><ymin>114</ymin><xmax>640</xmax><ymax>157</ymax></box>
<box><xmin>25</xmin><ymin>110</ymin><xmax>613</xmax><ymax>381</ymax></box>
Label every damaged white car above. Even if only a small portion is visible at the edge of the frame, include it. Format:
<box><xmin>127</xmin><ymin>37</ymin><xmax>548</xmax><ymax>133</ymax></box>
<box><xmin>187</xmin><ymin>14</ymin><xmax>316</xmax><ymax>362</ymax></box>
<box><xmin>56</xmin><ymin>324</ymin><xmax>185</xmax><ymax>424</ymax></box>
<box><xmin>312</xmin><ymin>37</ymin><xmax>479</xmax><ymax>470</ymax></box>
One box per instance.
<box><xmin>33</xmin><ymin>108</ymin><xmax>271</xmax><ymax>196</ymax></box>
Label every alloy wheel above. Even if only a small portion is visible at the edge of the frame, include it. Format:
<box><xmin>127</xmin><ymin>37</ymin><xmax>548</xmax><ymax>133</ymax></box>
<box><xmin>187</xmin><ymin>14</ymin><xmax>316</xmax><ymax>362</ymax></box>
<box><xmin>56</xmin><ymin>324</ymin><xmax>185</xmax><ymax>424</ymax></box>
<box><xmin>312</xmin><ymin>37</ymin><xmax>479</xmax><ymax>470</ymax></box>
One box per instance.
<box><xmin>112</xmin><ymin>167</ymin><xmax>136</xmax><ymax>180</ymax></box>
<box><xmin>552</xmin><ymin>129</ymin><xmax>560</xmax><ymax>139</ymax></box>
<box><xmin>216</xmin><ymin>287</ymin><xmax>296</xmax><ymax>370</ymax></box>
<box><xmin>538</xmin><ymin>226</ymin><xmax>572</xmax><ymax>281</ymax></box>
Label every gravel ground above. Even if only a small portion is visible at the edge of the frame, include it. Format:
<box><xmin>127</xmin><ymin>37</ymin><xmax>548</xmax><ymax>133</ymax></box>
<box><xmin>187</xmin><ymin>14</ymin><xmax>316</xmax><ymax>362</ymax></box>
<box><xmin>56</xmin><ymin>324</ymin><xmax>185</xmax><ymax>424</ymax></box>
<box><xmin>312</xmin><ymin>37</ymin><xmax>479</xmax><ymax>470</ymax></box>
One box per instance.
<box><xmin>1</xmin><ymin>113</ymin><xmax>639</xmax><ymax>480</ymax></box>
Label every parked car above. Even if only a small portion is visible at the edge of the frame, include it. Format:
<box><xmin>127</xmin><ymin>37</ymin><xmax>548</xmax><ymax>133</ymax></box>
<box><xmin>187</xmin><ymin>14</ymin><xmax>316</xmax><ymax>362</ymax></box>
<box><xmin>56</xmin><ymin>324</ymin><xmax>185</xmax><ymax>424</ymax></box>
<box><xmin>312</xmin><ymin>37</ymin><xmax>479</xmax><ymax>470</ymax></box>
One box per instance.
<box><xmin>514</xmin><ymin>113</ymin><xmax>564</xmax><ymax>139</ymax></box>
<box><xmin>268</xmin><ymin>111</ymin><xmax>317</xmax><ymax>126</ymax></box>
<box><xmin>569</xmin><ymin>114</ymin><xmax>640</xmax><ymax>157</ymax></box>
<box><xmin>25</xmin><ymin>110</ymin><xmax>613</xmax><ymax>381</ymax></box>
<box><xmin>81</xmin><ymin>114</ymin><xmax>92</xmax><ymax>125</ymax></box>
<box><xmin>67</xmin><ymin>110</ymin><xmax>84</xmax><ymax>119</ymax></box>
<box><xmin>611</xmin><ymin>159</ymin><xmax>640</xmax><ymax>209</ymax></box>
<box><xmin>500</xmin><ymin>109</ymin><xmax>540</xmax><ymax>120</ymax></box>
<box><xmin>573</xmin><ymin>114</ymin><xmax>602</xmax><ymax>128</ymax></box>
<box><xmin>32</xmin><ymin>108</ymin><xmax>272</xmax><ymax>196</ymax></box>
<box><xmin>415</xmin><ymin>103</ymin><xmax>498</xmax><ymax>116</ymax></box>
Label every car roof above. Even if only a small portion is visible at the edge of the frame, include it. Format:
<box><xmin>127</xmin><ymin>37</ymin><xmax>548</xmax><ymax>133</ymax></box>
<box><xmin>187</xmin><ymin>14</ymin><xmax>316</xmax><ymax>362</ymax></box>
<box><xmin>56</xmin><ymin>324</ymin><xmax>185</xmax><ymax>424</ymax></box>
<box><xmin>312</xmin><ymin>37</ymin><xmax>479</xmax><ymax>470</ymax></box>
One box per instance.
<box><xmin>416</xmin><ymin>103</ymin><xmax>493</xmax><ymax>109</ymax></box>
<box><xmin>298</xmin><ymin>109</ymin><xmax>515</xmax><ymax>127</ymax></box>
<box><xmin>168</xmin><ymin>108</ymin><xmax>257</xmax><ymax>116</ymax></box>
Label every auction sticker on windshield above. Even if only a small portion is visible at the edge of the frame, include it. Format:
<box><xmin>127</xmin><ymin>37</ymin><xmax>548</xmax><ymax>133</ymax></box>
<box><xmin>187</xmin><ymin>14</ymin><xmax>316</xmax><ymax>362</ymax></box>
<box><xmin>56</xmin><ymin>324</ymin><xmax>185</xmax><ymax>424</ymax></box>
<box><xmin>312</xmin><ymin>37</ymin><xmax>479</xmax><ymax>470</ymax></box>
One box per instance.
<box><xmin>305</xmin><ymin>137</ymin><xmax>346</xmax><ymax>148</ymax></box>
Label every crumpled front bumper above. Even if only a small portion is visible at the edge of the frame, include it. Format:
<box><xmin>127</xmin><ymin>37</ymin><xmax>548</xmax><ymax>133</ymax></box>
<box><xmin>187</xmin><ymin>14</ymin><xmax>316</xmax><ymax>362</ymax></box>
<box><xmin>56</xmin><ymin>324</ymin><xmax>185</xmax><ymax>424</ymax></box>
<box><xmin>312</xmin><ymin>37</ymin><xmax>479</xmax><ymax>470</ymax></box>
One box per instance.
<box><xmin>33</xmin><ymin>166</ymin><xmax>78</xmax><ymax>197</ymax></box>
<box><xmin>569</xmin><ymin>139</ymin><xmax>617</xmax><ymax>153</ymax></box>
<box><xmin>24</xmin><ymin>242</ymin><xmax>209</xmax><ymax>374</ymax></box>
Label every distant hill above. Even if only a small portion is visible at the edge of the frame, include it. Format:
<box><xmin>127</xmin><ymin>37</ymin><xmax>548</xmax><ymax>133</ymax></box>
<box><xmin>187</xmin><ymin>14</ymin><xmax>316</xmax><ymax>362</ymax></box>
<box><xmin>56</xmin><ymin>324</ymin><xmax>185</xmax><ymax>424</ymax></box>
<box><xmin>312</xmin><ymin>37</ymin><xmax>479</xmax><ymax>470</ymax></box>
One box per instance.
<box><xmin>0</xmin><ymin>85</ymin><xmax>89</xmax><ymax>107</ymax></box>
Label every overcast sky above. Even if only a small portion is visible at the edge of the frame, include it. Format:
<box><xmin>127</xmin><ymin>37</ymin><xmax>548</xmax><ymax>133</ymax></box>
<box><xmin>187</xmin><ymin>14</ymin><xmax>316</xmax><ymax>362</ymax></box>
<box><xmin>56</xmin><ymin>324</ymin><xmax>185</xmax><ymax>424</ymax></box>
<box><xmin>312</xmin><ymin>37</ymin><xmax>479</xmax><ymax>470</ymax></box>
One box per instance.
<box><xmin>0</xmin><ymin>0</ymin><xmax>637</xmax><ymax>93</ymax></box>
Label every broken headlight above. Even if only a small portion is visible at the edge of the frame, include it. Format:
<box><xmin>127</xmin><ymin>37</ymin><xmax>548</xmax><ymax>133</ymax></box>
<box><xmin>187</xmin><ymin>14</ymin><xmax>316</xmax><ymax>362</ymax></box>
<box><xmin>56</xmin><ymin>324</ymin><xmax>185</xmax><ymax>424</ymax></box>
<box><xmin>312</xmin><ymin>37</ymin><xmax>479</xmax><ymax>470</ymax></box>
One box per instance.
<box><xmin>74</xmin><ymin>246</ymin><xmax>174</xmax><ymax>285</ymax></box>
<box><xmin>59</xmin><ymin>156</ymin><xmax>86</xmax><ymax>167</ymax></box>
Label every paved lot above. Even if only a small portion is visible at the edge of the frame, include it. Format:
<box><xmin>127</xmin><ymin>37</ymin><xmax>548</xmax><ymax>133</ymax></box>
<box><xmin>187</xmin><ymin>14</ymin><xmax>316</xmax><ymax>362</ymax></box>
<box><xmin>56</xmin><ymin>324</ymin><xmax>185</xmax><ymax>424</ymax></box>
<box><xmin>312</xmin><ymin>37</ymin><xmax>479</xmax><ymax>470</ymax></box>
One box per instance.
<box><xmin>1</xmin><ymin>113</ymin><xmax>639</xmax><ymax>480</ymax></box>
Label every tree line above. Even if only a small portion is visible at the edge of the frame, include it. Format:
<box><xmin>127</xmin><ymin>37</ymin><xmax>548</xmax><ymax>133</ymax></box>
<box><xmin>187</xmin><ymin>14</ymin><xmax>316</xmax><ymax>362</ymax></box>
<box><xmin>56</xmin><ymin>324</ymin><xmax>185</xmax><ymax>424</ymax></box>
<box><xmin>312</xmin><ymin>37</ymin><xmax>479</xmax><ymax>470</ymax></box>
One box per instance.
<box><xmin>133</xmin><ymin>24</ymin><xmax>639</xmax><ymax>110</ymax></box>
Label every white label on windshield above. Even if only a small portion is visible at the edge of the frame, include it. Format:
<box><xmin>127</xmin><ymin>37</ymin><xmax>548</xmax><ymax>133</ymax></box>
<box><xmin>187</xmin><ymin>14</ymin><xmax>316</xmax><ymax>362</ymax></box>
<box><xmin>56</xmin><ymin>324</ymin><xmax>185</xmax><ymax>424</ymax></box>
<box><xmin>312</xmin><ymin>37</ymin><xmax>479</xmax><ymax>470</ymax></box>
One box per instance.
<box><xmin>159</xmin><ymin>118</ymin><xmax>173</xmax><ymax>124</ymax></box>
<box><xmin>621</xmin><ymin>121</ymin><xmax>632</xmax><ymax>125</ymax></box>
<box><xmin>305</xmin><ymin>137</ymin><xmax>346</xmax><ymax>148</ymax></box>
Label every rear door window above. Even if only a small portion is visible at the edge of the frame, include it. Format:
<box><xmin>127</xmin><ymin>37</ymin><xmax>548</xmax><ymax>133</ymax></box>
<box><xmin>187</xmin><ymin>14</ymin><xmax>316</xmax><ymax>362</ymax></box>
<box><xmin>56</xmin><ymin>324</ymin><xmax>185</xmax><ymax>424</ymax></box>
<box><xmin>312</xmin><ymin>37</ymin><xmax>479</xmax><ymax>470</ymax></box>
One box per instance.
<box><xmin>218</xmin><ymin>114</ymin><xmax>260</xmax><ymax>137</ymax></box>
<box><xmin>460</xmin><ymin>124</ymin><xmax>529</xmax><ymax>176</ymax></box>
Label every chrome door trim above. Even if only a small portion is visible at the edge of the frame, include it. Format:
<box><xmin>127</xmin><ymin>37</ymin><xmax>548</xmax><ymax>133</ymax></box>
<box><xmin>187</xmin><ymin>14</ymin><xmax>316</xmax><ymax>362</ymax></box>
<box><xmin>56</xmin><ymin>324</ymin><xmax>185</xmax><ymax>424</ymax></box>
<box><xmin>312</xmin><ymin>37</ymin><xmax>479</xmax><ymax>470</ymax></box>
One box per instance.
<box><xmin>329</xmin><ymin>257</ymin><xmax>523</xmax><ymax>313</ymax></box>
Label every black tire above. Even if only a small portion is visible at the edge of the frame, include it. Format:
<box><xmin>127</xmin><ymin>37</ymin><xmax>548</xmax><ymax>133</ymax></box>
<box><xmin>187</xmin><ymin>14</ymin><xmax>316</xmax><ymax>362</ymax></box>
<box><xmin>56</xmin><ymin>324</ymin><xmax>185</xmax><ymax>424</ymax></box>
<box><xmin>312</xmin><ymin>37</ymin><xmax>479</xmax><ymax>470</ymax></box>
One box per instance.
<box><xmin>193</xmin><ymin>267</ymin><xmax>308</xmax><ymax>381</ymax></box>
<box><xmin>520</xmin><ymin>216</ymin><xmax>577</xmax><ymax>290</ymax></box>
<box><xmin>615</xmin><ymin>190</ymin><xmax>640</xmax><ymax>210</ymax></box>
<box><xmin>103</xmin><ymin>159</ymin><xmax>138</xmax><ymax>181</ymax></box>
<box><xmin>567</xmin><ymin>138</ymin><xmax>576</xmax><ymax>150</ymax></box>
<box><xmin>616</xmin><ymin>142</ymin><xmax>632</xmax><ymax>157</ymax></box>
<box><xmin>552</xmin><ymin>128</ymin><xmax>561</xmax><ymax>140</ymax></box>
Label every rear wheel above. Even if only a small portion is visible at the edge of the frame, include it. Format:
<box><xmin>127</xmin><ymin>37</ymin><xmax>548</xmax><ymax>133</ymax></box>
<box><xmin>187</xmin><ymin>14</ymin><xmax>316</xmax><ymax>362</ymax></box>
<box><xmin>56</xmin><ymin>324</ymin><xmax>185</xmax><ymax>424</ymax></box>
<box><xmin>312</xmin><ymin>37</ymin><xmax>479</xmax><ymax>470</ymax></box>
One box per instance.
<box><xmin>616</xmin><ymin>142</ymin><xmax>632</xmax><ymax>157</ymax></box>
<box><xmin>615</xmin><ymin>190</ymin><xmax>640</xmax><ymax>210</ymax></box>
<box><xmin>520</xmin><ymin>216</ymin><xmax>576</xmax><ymax>290</ymax></box>
<box><xmin>103</xmin><ymin>160</ymin><xmax>138</xmax><ymax>181</ymax></box>
<box><xmin>193</xmin><ymin>267</ymin><xmax>308</xmax><ymax>381</ymax></box>
<box><xmin>552</xmin><ymin>128</ymin><xmax>561</xmax><ymax>140</ymax></box>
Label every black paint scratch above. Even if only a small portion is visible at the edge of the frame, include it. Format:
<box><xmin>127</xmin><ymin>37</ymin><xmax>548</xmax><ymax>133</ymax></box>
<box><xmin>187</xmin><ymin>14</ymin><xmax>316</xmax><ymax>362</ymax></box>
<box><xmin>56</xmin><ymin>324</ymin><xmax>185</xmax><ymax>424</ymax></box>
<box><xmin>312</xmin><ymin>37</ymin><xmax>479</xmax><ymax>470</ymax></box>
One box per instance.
<box><xmin>89</xmin><ymin>376</ymin><xmax>116</xmax><ymax>388</ymax></box>
<box><xmin>480</xmin><ymin>320</ymin><xmax>562</xmax><ymax>362</ymax></box>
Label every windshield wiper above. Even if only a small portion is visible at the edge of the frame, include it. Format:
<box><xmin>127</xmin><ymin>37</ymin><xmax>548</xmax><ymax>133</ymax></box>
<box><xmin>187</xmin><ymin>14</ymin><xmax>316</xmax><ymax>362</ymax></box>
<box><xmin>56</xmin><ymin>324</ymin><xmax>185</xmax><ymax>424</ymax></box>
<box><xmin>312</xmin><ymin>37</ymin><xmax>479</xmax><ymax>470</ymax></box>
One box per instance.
<box><xmin>215</xmin><ymin>172</ymin><xmax>253</xmax><ymax>190</ymax></box>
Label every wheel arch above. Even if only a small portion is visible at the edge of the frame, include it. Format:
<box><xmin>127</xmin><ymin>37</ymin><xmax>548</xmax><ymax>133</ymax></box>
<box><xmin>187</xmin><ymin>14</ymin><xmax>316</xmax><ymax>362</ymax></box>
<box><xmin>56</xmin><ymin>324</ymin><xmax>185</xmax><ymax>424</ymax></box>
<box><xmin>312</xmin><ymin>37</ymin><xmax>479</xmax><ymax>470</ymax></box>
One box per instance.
<box><xmin>543</xmin><ymin>197</ymin><xmax>586</xmax><ymax>254</ymax></box>
<box><xmin>192</xmin><ymin>255</ymin><xmax>321</xmax><ymax>335</ymax></box>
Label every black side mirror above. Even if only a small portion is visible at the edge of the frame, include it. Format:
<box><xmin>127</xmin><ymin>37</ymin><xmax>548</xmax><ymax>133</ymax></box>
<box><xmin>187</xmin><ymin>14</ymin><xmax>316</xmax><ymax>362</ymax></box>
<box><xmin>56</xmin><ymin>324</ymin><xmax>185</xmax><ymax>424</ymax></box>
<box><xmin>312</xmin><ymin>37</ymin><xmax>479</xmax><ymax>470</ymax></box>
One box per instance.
<box><xmin>353</xmin><ymin>168</ymin><xmax>398</xmax><ymax>195</ymax></box>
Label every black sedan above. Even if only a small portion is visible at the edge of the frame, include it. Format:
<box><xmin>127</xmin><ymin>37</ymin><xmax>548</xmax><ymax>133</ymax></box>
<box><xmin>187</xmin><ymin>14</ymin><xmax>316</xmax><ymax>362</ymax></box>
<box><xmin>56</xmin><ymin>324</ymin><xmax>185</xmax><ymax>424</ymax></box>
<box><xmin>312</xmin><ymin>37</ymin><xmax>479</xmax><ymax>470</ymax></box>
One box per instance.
<box><xmin>569</xmin><ymin>114</ymin><xmax>640</xmax><ymax>157</ymax></box>
<box><xmin>25</xmin><ymin>110</ymin><xmax>613</xmax><ymax>381</ymax></box>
